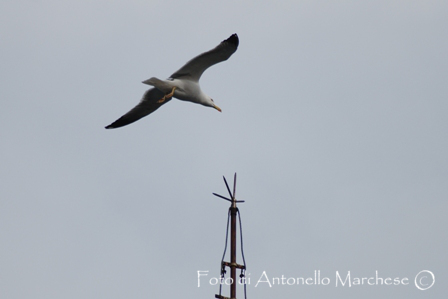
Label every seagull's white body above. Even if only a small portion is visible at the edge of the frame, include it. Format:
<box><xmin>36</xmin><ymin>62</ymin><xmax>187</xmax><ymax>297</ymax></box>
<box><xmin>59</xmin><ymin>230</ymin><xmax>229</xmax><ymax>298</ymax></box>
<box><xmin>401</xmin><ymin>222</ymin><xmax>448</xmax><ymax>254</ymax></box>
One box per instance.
<box><xmin>105</xmin><ymin>34</ymin><xmax>239</xmax><ymax>129</ymax></box>
<box><xmin>143</xmin><ymin>77</ymin><xmax>214</xmax><ymax>108</ymax></box>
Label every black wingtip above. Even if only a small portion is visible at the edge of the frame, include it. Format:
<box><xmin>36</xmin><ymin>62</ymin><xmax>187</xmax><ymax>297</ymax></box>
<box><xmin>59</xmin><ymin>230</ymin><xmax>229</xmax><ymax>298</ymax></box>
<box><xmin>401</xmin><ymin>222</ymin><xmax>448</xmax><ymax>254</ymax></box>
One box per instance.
<box><xmin>104</xmin><ymin>121</ymin><xmax>122</xmax><ymax>129</ymax></box>
<box><xmin>224</xmin><ymin>33</ymin><xmax>239</xmax><ymax>48</ymax></box>
<box><xmin>105</xmin><ymin>120</ymin><xmax>121</xmax><ymax>129</ymax></box>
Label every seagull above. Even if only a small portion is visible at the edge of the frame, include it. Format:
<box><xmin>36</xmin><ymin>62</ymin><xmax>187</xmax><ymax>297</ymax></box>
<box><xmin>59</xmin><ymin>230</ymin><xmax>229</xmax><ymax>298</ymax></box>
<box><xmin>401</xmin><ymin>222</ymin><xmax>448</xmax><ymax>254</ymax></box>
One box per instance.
<box><xmin>105</xmin><ymin>33</ymin><xmax>239</xmax><ymax>129</ymax></box>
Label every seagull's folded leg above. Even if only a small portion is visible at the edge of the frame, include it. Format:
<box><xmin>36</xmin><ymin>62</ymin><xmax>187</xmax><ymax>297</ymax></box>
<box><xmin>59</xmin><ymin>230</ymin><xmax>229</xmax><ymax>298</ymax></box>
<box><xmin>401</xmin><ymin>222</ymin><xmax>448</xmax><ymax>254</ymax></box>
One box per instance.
<box><xmin>157</xmin><ymin>87</ymin><xmax>177</xmax><ymax>104</ymax></box>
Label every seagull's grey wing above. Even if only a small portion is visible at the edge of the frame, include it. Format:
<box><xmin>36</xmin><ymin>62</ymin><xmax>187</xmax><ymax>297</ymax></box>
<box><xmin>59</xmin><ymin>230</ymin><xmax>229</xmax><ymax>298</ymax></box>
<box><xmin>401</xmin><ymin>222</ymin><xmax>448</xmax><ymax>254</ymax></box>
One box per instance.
<box><xmin>105</xmin><ymin>88</ymin><xmax>169</xmax><ymax>129</ymax></box>
<box><xmin>170</xmin><ymin>34</ymin><xmax>239</xmax><ymax>82</ymax></box>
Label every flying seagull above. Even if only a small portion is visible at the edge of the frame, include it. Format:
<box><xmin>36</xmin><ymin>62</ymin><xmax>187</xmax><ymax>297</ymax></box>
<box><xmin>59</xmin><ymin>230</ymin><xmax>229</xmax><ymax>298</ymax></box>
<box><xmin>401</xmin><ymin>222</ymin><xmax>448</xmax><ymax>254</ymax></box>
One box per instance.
<box><xmin>105</xmin><ymin>33</ymin><xmax>239</xmax><ymax>129</ymax></box>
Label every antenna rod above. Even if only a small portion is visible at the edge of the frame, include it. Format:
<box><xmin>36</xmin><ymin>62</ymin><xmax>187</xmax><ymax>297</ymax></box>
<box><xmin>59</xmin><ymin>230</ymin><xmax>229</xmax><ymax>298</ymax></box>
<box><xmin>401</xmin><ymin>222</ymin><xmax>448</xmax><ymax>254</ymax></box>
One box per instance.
<box><xmin>214</xmin><ymin>173</ymin><xmax>246</xmax><ymax>299</ymax></box>
<box><xmin>230</xmin><ymin>204</ymin><xmax>237</xmax><ymax>299</ymax></box>
<box><xmin>230</xmin><ymin>173</ymin><xmax>238</xmax><ymax>298</ymax></box>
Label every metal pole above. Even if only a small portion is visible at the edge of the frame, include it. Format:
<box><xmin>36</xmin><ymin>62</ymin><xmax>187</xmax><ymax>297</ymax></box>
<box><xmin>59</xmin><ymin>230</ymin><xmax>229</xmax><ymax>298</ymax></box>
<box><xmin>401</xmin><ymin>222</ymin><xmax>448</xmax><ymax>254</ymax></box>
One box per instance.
<box><xmin>213</xmin><ymin>173</ymin><xmax>246</xmax><ymax>299</ymax></box>
<box><xmin>230</xmin><ymin>174</ymin><xmax>237</xmax><ymax>299</ymax></box>
<box><xmin>230</xmin><ymin>205</ymin><xmax>237</xmax><ymax>299</ymax></box>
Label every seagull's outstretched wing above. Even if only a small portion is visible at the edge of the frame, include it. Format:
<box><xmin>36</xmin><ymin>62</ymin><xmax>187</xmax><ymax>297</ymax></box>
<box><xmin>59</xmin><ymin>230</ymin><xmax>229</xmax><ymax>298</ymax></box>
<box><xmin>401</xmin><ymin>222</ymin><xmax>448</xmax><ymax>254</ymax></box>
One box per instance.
<box><xmin>105</xmin><ymin>88</ymin><xmax>169</xmax><ymax>129</ymax></box>
<box><xmin>170</xmin><ymin>34</ymin><xmax>239</xmax><ymax>82</ymax></box>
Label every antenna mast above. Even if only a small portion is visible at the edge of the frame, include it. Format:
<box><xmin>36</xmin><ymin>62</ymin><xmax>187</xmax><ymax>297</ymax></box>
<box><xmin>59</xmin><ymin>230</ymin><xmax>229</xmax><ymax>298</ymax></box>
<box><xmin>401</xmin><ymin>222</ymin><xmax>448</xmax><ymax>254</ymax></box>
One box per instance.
<box><xmin>213</xmin><ymin>173</ymin><xmax>247</xmax><ymax>299</ymax></box>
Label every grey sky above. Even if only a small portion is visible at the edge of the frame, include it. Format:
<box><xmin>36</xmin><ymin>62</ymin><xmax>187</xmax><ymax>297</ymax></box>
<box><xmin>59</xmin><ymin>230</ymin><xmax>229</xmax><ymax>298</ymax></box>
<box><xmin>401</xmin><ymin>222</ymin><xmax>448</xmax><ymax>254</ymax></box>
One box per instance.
<box><xmin>1</xmin><ymin>1</ymin><xmax>447</xmax><ymax>298</ymax></box>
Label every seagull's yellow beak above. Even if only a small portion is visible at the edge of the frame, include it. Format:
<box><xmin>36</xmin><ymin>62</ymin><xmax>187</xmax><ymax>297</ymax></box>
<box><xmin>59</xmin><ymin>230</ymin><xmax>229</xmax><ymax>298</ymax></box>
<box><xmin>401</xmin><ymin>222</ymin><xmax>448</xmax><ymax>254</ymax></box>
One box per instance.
<box><xmin>213</xmin><ymin>104</ymin><xmax>222</xmax><ymax>112</ymax></box>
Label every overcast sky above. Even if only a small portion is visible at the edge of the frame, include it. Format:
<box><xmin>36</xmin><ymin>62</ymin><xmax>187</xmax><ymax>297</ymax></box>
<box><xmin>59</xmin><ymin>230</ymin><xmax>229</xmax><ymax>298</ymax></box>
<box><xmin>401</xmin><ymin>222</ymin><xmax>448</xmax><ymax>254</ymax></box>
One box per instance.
<box><xmin>1</xmin><ymin>1</ymin><xmax>447</xmax><ymax>298</ymax></box>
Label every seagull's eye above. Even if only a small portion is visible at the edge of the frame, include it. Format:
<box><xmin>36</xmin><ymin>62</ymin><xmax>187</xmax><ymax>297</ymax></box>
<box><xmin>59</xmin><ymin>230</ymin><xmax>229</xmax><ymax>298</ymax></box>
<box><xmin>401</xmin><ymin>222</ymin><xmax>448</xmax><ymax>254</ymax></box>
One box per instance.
<box><xmin>211</xmin><ymin>99</ymin><xmax>214</xmax><ymax>102</ymax></box>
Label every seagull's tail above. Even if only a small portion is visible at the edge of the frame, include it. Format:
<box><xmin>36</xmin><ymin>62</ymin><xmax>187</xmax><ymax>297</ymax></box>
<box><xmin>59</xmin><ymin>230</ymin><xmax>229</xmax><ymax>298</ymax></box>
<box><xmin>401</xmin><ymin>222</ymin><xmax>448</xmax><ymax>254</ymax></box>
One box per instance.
<box><xmin>142</xmin><ymin>77</ymin><xmax>172</xmax><ymax>93</ymax></box>
<box><xmin>142</xmin><ymin>77</ymin><xmax>161</xmax><ymax>86</ymax></box>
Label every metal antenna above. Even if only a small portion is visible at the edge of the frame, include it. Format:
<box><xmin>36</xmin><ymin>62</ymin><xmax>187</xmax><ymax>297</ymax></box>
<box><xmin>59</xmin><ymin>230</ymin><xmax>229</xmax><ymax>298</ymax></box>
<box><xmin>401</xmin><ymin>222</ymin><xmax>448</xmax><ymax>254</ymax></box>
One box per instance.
<box><xmin>213</xmin><ymin>173</ymin><xmax>247</xmax><ymax>299</ymax></box>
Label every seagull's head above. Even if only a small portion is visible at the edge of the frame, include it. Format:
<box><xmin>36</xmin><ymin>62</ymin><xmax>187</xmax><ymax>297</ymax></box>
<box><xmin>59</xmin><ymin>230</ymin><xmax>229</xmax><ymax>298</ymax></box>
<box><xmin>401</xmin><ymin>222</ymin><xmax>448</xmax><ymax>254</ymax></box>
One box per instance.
<box><xmin>202</xmin><ymin>96</ymin><xmax>221</xmax><ymax>112</ymax></box>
